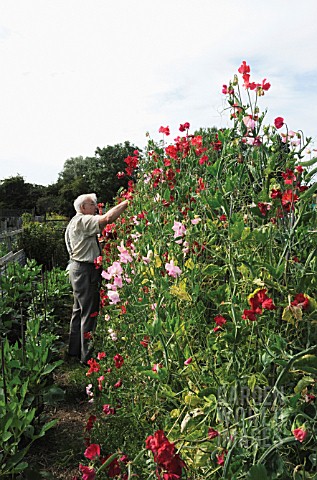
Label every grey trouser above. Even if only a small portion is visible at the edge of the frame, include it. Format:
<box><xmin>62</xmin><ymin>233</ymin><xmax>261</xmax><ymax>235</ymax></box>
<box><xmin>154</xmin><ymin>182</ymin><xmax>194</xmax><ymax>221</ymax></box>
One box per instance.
<box><xmin>68</xmin><ymin>261</ymin><xmax>101</xmax><ymax>363</ymax></box>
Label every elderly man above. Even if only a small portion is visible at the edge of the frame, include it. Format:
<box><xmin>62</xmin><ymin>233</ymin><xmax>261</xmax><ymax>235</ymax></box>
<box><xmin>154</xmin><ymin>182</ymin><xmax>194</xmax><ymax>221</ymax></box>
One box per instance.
<box><xmin>65</xmin><ymin>193</ymin><xmax>129</xmax><ymax>364</ymax></box>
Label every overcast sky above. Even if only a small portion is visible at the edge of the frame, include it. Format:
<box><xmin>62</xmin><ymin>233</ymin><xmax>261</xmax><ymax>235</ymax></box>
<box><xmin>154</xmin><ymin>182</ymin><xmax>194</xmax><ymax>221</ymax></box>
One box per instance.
<box><xmin>1</xmin><ymin>0</ymin><xmax>317</xmax><ymax>186</ymax></box>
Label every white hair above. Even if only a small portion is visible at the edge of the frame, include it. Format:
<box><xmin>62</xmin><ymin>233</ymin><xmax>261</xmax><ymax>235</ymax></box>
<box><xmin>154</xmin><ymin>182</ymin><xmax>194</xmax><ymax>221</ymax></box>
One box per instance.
<box><xmin>73</xmin><ymin>193</ymin><xmax>97</xmax><ymax>213</ymax></box>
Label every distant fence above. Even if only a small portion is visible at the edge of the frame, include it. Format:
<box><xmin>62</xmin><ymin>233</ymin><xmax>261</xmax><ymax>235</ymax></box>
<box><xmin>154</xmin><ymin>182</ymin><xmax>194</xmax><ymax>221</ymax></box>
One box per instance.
<box><xmin>0</xmin><ymin>229</ymin><xmax>23</xmax><ymax>252</ymax></box>
<box><xmin>0</xmin><ymin>249</ymin><xmax>26</xmax><ymax>272</ymax></box>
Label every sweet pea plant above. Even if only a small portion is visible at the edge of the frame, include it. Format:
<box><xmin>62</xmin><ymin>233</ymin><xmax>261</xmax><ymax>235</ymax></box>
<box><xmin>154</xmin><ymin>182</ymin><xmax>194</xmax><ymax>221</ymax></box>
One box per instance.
<box><xmin>76</xmin><ymin>61</ymin><xmax>317</xmax><ymax>479</ymax></box>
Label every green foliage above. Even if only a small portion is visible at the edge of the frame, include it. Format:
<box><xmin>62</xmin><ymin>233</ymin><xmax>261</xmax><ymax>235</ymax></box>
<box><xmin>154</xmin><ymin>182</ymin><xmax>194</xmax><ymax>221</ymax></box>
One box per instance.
<box><xmin>19</xmin><ymin>213</ymin><xmax>69</xmax><ymax>269</ymax></box>
<box><xmin>0</xmin><ymin>174</ymin><xmax>46</xmax><ymax>213</ymax></box>
<box><xmin>73</xmin><ymin>62</ymin><xmax>317</xmax><ymax>479</ymax></box>
<box><xmin>0</xmin><ymin>259</ymin><xmax>71</xmax><ymax>340</ymax></box>
<box><xmin>55</xmin><ymin>141</ymin><xmax>140</xmax><ymax>215</ymax></box>
<box><xmin>0</xmin><ymin>259</ymin><xmax>71</xmax><ymax>477</ymax></box>
<box><xmin>0</xmin><ymin>318</ymin><xmax>63</xmax><ymax>477</ymax></box>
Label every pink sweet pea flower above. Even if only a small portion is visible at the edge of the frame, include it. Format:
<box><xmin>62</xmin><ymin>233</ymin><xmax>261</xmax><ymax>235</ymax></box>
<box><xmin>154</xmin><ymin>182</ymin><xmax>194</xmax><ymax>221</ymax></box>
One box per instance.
<box><xmin>243</xmin><ymin>116</ymin><xmax>256</xmax><ymax>130</ymax></box>
<box><xmin>97</xmin><ymin>375</ymin><xmax>105</xmax><ymax>391</ymax></box>
<box><xmin>152</xmin><ymin>363</ymin><xmax>163</xmax><ymax>373</ymax></box>
<box><xmin>293</xmin><ymin>427</ymin><xmax>307</xmax><ymax>443</ymax></box>
<box><xmin>165</xmin><ymin>260</ymin><xmax>182</xmax><ymax>278</ymax></box>
<box><xmin>107</xmin><ymin>290</ymin><xmax>121</xmax><ymax>305</ymax></box>
<box><xmin>172</xmin><ymin>221</ymin><xmax>187</xmax><ymax>239</ymax></box>
<box><xmin>216</xmin><ymin>451</ymin><xmax>226</xmax><ymax>466</ymax></box>
<box><xmin>184</xmin><ymin>357</ymin><xmax>192</xmax><ymax>366</ymax></box>
<box><xmin>117</xmin><ymin>243</ymin><xmax>133</xmax><ymax>263</ymax></box>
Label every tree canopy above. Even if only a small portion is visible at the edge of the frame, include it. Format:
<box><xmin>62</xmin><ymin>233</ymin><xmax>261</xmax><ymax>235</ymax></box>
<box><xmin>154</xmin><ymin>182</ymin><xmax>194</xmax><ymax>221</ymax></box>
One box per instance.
<box><xmin>0</xmin><ymin>141</ymin><xmax>140</xmax><ymax>217</ymax></box>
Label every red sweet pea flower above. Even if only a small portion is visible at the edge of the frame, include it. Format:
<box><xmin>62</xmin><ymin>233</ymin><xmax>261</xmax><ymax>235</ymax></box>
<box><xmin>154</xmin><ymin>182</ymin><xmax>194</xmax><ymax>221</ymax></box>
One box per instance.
<box><xmin>113</xmin><ymin>353</ymin><xmax>124</xmax><ymax>368</ymax></box>
<box><xmin>140</xmin><ymin>335</ymin><xmax>150</xmax><ymax>348</ymax></box>
<box><xmin>291</xmin><ymin>293</ymin><xmax>310</xmax><ymax>310</ymax></box>
<box><xmin>258</xmin><ymin>202</ymin><xmax>271</xmax><ymax>216</ymax></box>
<box><xmin>259</xmin><ymin>78</ymin><xmax>271</xmax><ymax>92</ymax></box>
<box><xmin>261</xmin><ymin>298</ymin><xmax>276</xmax><ymax>310</ymax></box>
<box><xmin>165</xmin><ymin>145</ymin><xmax>178</xmax><ymax>160</ymax></box>
<box><xmin>84</xmin><ymin>443</ymin><xmax>100</xmax><ymax>460</ymax></box>
<box><xmin>250</xmin><ymin>289</ymin><xmax>276</xmax><ymax>312</ymax></box>
<box><xmin>114</xmin><ymin>378</ymin><xmax>122</xmax><ymax>388</ymax></box>
<box><xmin>79</xmin><ymin>464</ymin><xmax>96</xmax><ymax>480</ymax></box>
<box><xmin>242</xmin><ymin>309</ymin><xmax>258</xmax><ymax>321</ymax></box>
<box><xmin>274</xmin><ymin>117</ymin><xmax>284</xmax><ymax>129</ymax></box>
<box><xmin>270</xmin><ymin>189</ymin><xmax>282</xmax><ymax>199</ymax></box>
<box><xmin>84</xmin><ymin>331</ymin><xmax>93</xmax><ymax>339</ymax></box>
<box><xmin>216</xmin><ymin>451</ymin><xmax>226</xmax><ymax>466</ymax></box>
<box><xmin>213</xmin><ymin>315</ymin><xmax>226</xmax><ymax>332</ymax></box>
<box><xmin>179</xmin><ymin>122</ymin><xmax>190</xmax><ymax>132</ymax></box>
<box><xmin>94</xmin><ymin>255</ymin><xmax>103</xmax><ymax>269</ymax></box>
<box><xmin>146</xmin><ymin>430</ymin><xmax>186</xmax><ymax>477</ymax></box>
<box><xmin>222</xmin><ymin>84</ymin><xmax>234</xmax><ymax>95</ymax></box>
<box><xmin>86</xmin><ymin>358</ymin><xmax>100</xmax><ymax>376</ymax></box>
<box><xmin>243</xmin><ymin>289</ymin><xmax>276</xmax><ymax>321</ymax></box>
<box><xmin>281</xmin><ymin>190</ymin><xmax>299</xmax><ymax>211</ymax></box>
<box><xmin>159</xmin><ymin>126</ymin><xmax>170</xmax><ymax>135</ymax></box>
<box><xmin>85</xmin><ymin>414</ymin><xmax>97</xmax><ymax>432</ymax></box>
<box><xmin>208</xmin><ymin>428</ymin><xmax>219</xmax><ymax>439</ymax></box>
<box><xmin>238</xmin><ymin>61</ymin><xmax>250</xmax><ymax>75</ymax></box>
<box><xmin>282</xmin><ymin>169</ymin><xmax>296</xmax><ymax>185</ymax></box>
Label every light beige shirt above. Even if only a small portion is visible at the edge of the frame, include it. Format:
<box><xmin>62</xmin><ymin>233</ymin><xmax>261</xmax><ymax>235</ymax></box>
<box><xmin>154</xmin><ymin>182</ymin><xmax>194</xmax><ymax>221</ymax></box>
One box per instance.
<box><xmin>65</xmin><ymin>213</ymin><xmax>100</xmax><ymax>263</ymax></box>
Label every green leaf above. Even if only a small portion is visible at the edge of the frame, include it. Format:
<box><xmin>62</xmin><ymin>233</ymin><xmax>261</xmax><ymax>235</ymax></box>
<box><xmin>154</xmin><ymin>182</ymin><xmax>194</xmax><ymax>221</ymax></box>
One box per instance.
<box><xmin>247</xmin><ymin>465</ymin><xmax>269</xmax><ymax>480</ymax></box>
<box><xmin>299</xmin><ymin>156</ymin><xmax>317</xmax><ymax>167</ymax></box>
<box><xmin>163</xmin><ymin>188</ymin><xmax>171</xmax><ymax>201</ymax></box>
<box><xmin>293</xmin><ymin>355</ymin><xmax>317</xmax><ymax>375</ymax></box>
<box><xmin>37</xmin><ymin>419</ymin><xmax>58</xmax><ymax>438</ymax></box>
<box><xmin>2</xmin><ymin>431</ymin><xmax>12</xmax><ymax>442</ymax></box>
<box><xmin>300</xmin><ymin>181</ymin><xmax>317</xmax><ymax>201</ymax></box>
<box><xmin>41</xmin><ymin>361</ymin><xmax>63</xmax><ymax>376</ymax></box>
<box><xmin>294</xmin><ymin>377</ymin><xmax>315</xmax><ymax>393</ymax></box>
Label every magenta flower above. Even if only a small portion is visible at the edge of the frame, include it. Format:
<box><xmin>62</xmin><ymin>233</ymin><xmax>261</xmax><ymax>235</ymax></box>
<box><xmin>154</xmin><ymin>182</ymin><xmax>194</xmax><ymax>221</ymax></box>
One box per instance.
<box><xmin>179</xmin><ymin>122</ymin><xmax>190</xmax><ymax>132</ymax></box>
<box><xmin>184</xmin><ymin>357</ymin><xmax>192</xmax><ymax>366</ymax></box>
<box><xmin>114</xmin><ymin>378</ymin><xmax>122</xmax><ymax>388</ymax></box>
<box><xmin>79</xmin><ymin>464</ymin><xmax>96</xmax><ymax>480</ymax></box>
<box><xmin>165</xmin><ymin>260</ymin><xmax>182</xmax><ymax>278</ymax></box>
<box><xmin>274</xmin><ymin>116</ymin><xmax>284</xmax><ymax>129</ymax></box>
<box><xmin>208</xmin><ymin>427</ymin><xmax>219</xmax><ymax>439</ymax></box>
<box><xmin>84</xmin><ymin>443</ymin><xmax>100</xmax><ymax>460</ymax></box>
<box><xmin>103</xmin><ymin>404</ymin><xmax>116</xmax><ymax>415</ymax></box>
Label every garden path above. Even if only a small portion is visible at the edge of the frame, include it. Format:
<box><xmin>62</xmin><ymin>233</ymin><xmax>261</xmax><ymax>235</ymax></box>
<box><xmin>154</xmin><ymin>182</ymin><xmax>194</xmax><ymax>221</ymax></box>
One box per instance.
<box><xmin>25</xmin><ymin>363</ymin><xmax>90</xmax><ymax>479</ymax></box>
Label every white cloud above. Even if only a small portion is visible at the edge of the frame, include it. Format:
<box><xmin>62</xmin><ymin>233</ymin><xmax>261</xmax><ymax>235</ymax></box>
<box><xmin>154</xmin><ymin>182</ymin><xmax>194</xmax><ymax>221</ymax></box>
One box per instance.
<box><xmin>0</xmin><ymin>0</ymin><xmax>317</xmax><ymax>185</ymax></box>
